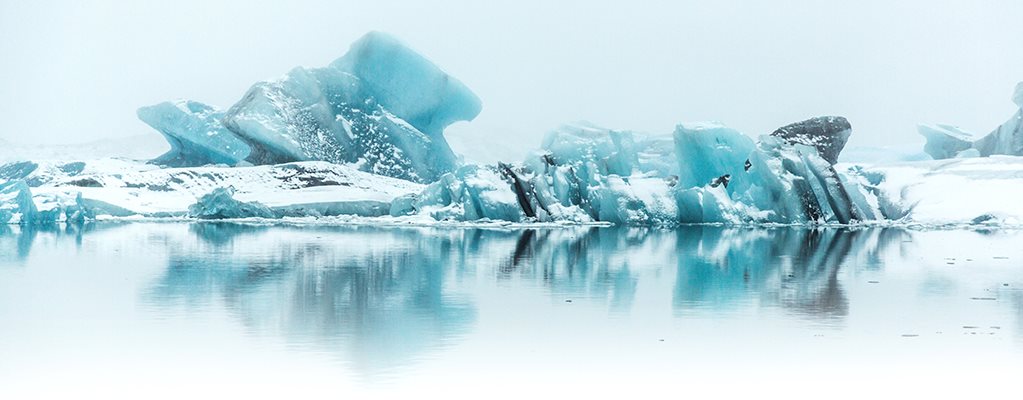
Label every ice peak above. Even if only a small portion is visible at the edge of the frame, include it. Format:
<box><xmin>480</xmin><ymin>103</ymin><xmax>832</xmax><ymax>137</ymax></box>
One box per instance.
<box><xmin>331</xmin><ymin>31</ymin><xmax>482</xmax><ymax>136</ymax></box>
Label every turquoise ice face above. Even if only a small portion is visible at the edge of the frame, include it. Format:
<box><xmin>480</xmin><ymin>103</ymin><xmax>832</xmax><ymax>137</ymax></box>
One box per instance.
<box><xmin>139</xmin><ymin>32</ymin><xmax>479</xmax><ymax>184</ymax></box>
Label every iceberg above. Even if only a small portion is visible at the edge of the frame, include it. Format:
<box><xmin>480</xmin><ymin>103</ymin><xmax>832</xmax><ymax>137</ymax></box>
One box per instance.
<box><xmin>138</xmin><ymin>100</ymin><xmax>251</xmax><ymax>167</ymax></box>
<box><xmin>139</xmin><ymin>32</ymin><xmax>478</xmax><ymax>183</ymax></box>
<box><xmin>214</xmin><ymin>32</ymin><xmax>478</xmax><ymax>183</ymax></box>
<box><xmin>400</xmin><ymin>118</ymin><xmax>879</xmax><ymax>226</ymax></box>
<box><xmin>919</xmin><ymin>124</ymin><xmax>974</xmax><ymax>160</ymax></box>
<box><xmin>921</xmin><ymin>82</ymin><xmax>1023</xmax><ymax>159</ymax></box>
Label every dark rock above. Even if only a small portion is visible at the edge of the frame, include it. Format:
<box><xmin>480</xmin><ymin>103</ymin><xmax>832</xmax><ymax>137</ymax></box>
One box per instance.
<box><xmin>771</xmin><ymin>116</ymin><xmax>852</xmax><ymax>165</ymax></box>
<box><xmin>709</xmin><ymin>174</ymin><xmax>730</xmax><ymax>188</ymax></box>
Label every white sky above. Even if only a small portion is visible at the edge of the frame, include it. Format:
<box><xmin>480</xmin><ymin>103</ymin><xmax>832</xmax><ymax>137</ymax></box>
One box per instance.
<box><xmin>1</xmin><ymin>0</ymin><xmax>1021</xmax><ymax>162</ymax></box>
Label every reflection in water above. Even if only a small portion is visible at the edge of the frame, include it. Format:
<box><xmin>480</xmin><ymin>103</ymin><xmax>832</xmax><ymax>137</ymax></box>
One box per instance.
<box><xmin>1</xmin><ymin>222</ymin><xmax>1021</xmax><ymax>377</ymax></box>
<box><xmin>673</xmin><ymin>227</ymin><xmax>909</xmax><ymax>320</ymax></box>
<box><xmin>149</xmin><ymin>224</ymin><xmax>477</xmax><ymax>376</ymax></box>
<box><xmin>0</xmin><ymin>222</ymin><xmax>110</xmax><ymax>263</ymax></box>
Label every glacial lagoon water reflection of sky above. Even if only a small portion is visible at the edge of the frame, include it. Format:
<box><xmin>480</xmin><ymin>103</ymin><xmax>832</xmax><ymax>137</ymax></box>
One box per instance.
<box><xmin>1</xmin><ymin>223</ymin><xmax>1021</xmax><ymax>397</ymax></box>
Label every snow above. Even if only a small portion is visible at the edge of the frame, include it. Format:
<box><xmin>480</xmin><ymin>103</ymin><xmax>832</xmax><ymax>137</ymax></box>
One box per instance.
<box><xmin>12</xmin><ymin>159</ymin><xmax>421</xmax><ymax>219</ymax></box>
<box><xmin>862</xmin><ymin>156</ymin><xmax>1023</xmax><ymax>226</ymax></box>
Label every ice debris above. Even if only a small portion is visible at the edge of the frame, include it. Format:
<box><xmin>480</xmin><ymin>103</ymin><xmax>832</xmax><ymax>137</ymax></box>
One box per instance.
<box><xmin>142</xmin><ymin>31</ymin><xmax>480</xmax><ymax>183</ymax></box>
<box><xmin>0</xmin><ymin>180</ymin><xmax>37</xmax><ymax>225</ymax></box>
<box><xmin>922</xmin><ymin>82</ymin><xmax>1023</xmax><ymax>159</ymax></box>
<box><xmin>0</xmin><ymin>180</ymin><xmax>92</xmax><ymax>225</ymax></box>
<box><xmin>188</xmin><ymin>187</ymin><xmax>275</xmax><ymax>219</ymax></box>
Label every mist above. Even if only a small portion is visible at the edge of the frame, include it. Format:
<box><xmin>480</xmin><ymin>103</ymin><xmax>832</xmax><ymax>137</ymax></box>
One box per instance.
<box><xmin>1</xmin><ymin>0</ymin><xmax>1021</xmax><ymax>163</ymax></box>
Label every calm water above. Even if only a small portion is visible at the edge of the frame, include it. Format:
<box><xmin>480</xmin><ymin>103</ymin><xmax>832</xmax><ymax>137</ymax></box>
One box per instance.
<box><xmin>1</xmin><ymin>223</ymin><xmax>1021</xmax><ymax>397</ymax></box>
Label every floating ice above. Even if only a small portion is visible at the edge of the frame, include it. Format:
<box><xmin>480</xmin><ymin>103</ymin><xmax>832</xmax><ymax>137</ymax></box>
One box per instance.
<box><xmin>188</xmin><ymin>187</ymin><xmax>275</xmax><ymax>219</ymax></box>
<box><xmin>401</xmin><ymin>119</ymin><xmax>878</xmax><ymax>225</ymax></box>
<box><xmin>215</xmin><ymin>32</ymin><xmax>478</xmax><ymax>183</ymax></box>
<box><xmin>138</xmin><ymin>100</ymin><xmax>251</xmax><ymax>167</ymax></box>
<box><xmin>922</xmin><ymin>82</ymin><xmax>1023</xmax><ymax>159</ymax></box>
<box><xmin>412</xmin><ymin>165</ymin><xmax>529</xmax><ymax>222</ymax></box>
<box><xmin>919</xmin><ymin>124</ymin><xmax>974</xmax><ymax>160</ymax></box>
<box><xmin>861</xmin><ymin>156</ymin><xmax>1023</xmax><ymax>225</ymax></box>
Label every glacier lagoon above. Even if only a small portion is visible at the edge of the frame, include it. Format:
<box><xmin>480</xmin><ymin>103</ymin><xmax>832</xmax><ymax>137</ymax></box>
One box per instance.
<box><xmin>2</xmin><ymin>28</ymin><xmax>1023</xmax><ymax>398</ymax></box>
<box><xmin>1</xmin><ymin>222</ymin><xmax>1021</xmax><ymax>397</ymax></box>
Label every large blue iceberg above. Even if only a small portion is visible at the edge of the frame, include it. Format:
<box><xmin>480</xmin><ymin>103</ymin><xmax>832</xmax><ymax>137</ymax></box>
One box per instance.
<box><xmin>141</xmin><ymin>31</ymin><xmax>480</xmax><ymax>183</ymax></box>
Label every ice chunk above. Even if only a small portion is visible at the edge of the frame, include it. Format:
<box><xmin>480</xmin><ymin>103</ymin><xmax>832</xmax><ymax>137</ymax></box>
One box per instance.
<box><xmin>537</xmin><ymin>122</ymin><xmax>638</xmax><ymax>176</ymax></box>
<box><xmin>220</xmin><ymin>32</ymin><xmax>476</xmax><ymax>183</ymax></box>
<box><xmin>2</xmin><ymin>178</ymin><xmax>94</xmax><ymax>225</ymax></box>
<box><xmin>0</xmin><ymin>162</ymin><xmax>38</xmax><ymax>185</ymax></box>
<box><xmin>414</xmin><ymin>165</ymin><xmax>527</xmax><ymax>222</ymax></box>
<box><xmin>973</xmin><ymin>107</ymin><xmax>1022</xmax><ymax>157</ymax></box>
<box><xmin>138</xmin><ymin>100</ymin><xmax>251</xmax><ymax>167</ymax></box>
<box><xmin>918</xmin><ymin>124</ymin><xmax>974</xmax><ymax>160</ymax></box>
<box><xmin>188</xmin><ymin>187</ymin><xmax>276</xmax><ymax>219</ymax></box>
<box><xmin>667</xmin><ymin>121</ymin><xmax>878</xmax><ymax>224</ymax></box>
<box><xmin>0</xmin><ymin>180</ymin><xmax>38</xmax><ymax>225</ymax></box>
<box><xmin>921</xmin><ymin>82</ymin><xmax>1023</xmax><ymax>159</ymax></box>
<box><xmin>742</xmin><ymin>137</ymin><xmax>880</xmax><ymax>224</ymax></box>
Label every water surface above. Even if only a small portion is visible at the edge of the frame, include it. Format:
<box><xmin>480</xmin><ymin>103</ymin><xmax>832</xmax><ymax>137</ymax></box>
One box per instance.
<box><xmin>1</xmin><ymin>223</ymin><xmax>1020</xmax><ymax>397</ymax></box>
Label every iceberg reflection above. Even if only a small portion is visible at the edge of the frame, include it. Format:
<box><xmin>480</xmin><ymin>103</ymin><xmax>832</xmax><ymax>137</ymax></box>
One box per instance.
<box><xmin>3</xmin><ymin>221</ymin><xmax>1020</xmax><ymax>377</ymax></box>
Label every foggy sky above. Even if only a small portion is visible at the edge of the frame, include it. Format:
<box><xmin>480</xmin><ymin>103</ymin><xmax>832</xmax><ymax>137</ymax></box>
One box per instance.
<box><xmin>1</xmin><ymin>0</ymin><xmax>1021</xmax><ymax>162</ymax></box>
